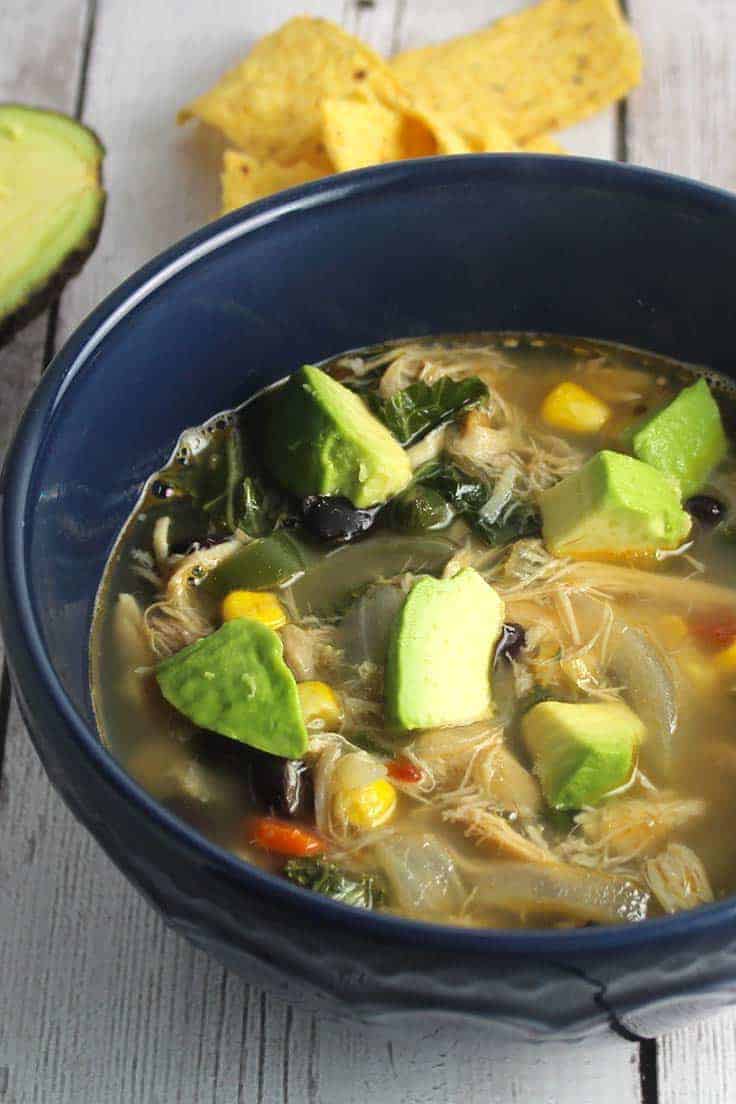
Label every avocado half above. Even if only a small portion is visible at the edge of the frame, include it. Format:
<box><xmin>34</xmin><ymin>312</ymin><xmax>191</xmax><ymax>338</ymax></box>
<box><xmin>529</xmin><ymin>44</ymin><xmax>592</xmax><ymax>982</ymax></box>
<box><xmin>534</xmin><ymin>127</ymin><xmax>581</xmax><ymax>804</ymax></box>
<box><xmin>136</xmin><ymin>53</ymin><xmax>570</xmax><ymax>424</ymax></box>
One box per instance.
<box><xmin>0</xmin><ymin>104</ymin><xmax>106</xmax><ymax>347</ymax></box>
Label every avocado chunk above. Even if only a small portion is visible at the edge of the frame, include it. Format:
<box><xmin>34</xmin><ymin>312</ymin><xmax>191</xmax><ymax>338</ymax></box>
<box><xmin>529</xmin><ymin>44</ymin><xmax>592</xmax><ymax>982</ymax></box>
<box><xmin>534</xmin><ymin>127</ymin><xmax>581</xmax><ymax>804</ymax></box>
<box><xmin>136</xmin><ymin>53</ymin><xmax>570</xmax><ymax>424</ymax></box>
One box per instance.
<box><xmin>156</xmin><ymin>619</ymin><xmax>307</xmax><ymax>757</ymax></box>
<box><xmin>522</xmin><ymin>700</ymin><xmax>644</xmax><ymax>811</ymax></box>
<box><xmin>631</xmin><ymin>378</ymin><xmax>728</xmax><ymax>498</ymax></box>
<box><xmin>385</xmin><ymin>567</ymin><xmax>505</xmax><ymax>731</ymax></box>
<box><xmin>539</xmin><ymin>450</ymin><xmax>691</xmax><ymax>561</ymax></box>
<box><xmin>0</xmin><ymin>104</ymin><xmax>106</xmax><ymax>345</ymax></box>
<box><xmin>266</xmin><ymin>365</ymin><xmax>412</xmax><ymax>507</ymax></box>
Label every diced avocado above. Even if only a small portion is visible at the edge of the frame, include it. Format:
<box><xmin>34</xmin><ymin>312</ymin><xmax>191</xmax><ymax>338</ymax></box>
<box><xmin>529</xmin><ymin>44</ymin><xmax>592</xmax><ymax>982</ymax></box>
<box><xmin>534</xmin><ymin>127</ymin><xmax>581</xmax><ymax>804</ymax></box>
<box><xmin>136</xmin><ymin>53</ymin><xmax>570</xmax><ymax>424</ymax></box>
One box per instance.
<box><xmin>0</xmin><ymin>104</ymin><xmax>106</xmax><ymax>346</ymax></box>
<box><xmin>539</xmin><ymin>450</ymin><xmax>691</xmax><ymax>561</ymax></box>
<box><xmin>266</xmin><ymin>365</ymin><xmax>412</xmax><ymax>507</ymax></box>
<box><xmin>156</xmin><ymin>619</ymin><xmax>307</xmax><ymax>757</ymax></box>
<box><xmin>385</xmin><ymin>567</ymin><xmax>505</xmax><ymax>731</ymax></box>
<box><xmin>522</xmin><ymin>700</ymin><xmax>644</xmax><ymax>811</ymax></box>
<box><xmin>631</xmin><ymin>378</ymin><xmax>728</xmax><ymax>498</ymax></box>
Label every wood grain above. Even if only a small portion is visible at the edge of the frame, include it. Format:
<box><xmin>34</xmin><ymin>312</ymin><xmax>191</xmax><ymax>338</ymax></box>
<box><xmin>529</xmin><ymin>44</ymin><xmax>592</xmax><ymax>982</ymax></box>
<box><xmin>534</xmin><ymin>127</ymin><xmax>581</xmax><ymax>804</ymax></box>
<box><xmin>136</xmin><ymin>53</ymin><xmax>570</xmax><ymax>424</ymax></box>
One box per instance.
<box><xmin>627</xmin><ymin>0</ymin><xmax>736</xmax><ymax>189</ymax></box>
<box><xmin>0</xmin><ymin>0</ymin><xmax>90</xmax><ymax>677</ymax></box>
<box><xmin>626</xmin><ymin>3</ymin><xmax>736</xmax><ymax>1101</ymax></box>
<box><xmin>6</xmin><ymin>1</ymin><xmax>735</xmax><ymax>1101</ymax></box>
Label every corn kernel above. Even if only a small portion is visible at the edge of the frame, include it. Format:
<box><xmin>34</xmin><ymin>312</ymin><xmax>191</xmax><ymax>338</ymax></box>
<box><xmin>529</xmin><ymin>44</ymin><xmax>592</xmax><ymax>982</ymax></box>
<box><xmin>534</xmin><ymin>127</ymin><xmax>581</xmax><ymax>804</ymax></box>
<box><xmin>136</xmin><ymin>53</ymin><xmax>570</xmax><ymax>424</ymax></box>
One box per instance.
<box><xmin>334</xmin><ymin>777</ymin><xmax>397</xmax><ymax>830</ymax></box>
<box><xmin>713</xmin><ymin>639</ymin><xmax>736</xmax><ymax>675</ymax></box>
<box><xmin>297</xmin><ymin>680</ymin><xmax>343</xmax><ymax>730</ymax></box>
<box><xmin>221</xmin><ymin>590</ymin><xmax>287</xmax><ymax>629</ymax></box>
<box><xmin>540</xmin><ymin>381</ymin><xmax>611</xmax><ymax>434</ymax></box>
<box><xmin>658</xmin><ymin>614</ymin><xmax>689</xmax><ymax>650</ymax></box>
<box><xmin>679</xmin><ymin>647</ymin><xmax>720</xmax><ymax>694</ymax></box>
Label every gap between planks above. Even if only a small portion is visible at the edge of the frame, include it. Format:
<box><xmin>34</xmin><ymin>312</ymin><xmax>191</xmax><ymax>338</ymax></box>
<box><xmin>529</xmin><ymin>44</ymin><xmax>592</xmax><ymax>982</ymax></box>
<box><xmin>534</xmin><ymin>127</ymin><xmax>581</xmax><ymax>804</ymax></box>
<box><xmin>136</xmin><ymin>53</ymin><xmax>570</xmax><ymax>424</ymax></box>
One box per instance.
<box><xmin>12</xmin><ymin>0</ymin><xmax>736</xmax><ymax>1100</ymax></box>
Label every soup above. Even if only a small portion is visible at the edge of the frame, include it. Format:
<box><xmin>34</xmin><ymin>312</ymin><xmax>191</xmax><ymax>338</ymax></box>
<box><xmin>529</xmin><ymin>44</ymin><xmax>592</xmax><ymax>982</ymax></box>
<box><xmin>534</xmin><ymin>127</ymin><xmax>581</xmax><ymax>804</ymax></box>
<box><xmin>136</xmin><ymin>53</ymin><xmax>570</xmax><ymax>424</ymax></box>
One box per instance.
<box><xmin>91</xmin><ymin>333</ymin><xmax>736</xmax><ymax>929</ymax></box>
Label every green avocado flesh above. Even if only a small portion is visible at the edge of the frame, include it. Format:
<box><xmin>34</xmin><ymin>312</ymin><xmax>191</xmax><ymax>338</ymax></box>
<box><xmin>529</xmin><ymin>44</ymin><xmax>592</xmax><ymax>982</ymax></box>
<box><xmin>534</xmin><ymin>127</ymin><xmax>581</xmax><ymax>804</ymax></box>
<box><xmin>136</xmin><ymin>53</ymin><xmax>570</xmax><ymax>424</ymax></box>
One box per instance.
<box><xmin>385</xmin><ymin>567</ymin><xmax>505</xmax><ymax>732</ymax></box>
<box><xmin>539</xmin><ymin>449</ymin><xmax>691</xmax><ymax>560</ymax></box>
<box><xmin>522</xmin><ymin>700</ymin><xmax>644</xmax><ymax>811</ymax></box>
<box><xmin>631</xmin><ymin>378</ymin><xmax>728</xmax><ymax>498</ymax></box>
<box><xmin>156</xmin><ymin>619</ymin><xmax>307</xmax><ymax>757</ymax></box>
<box><xmin>266</xmin><ymin>364</ymin><xmax>412</xmax><ymax>507</ymax></box>
<box><xmin>0</xmin><ymin>104</ymin><xmax>106</xmax><ymax>343</ymax></box>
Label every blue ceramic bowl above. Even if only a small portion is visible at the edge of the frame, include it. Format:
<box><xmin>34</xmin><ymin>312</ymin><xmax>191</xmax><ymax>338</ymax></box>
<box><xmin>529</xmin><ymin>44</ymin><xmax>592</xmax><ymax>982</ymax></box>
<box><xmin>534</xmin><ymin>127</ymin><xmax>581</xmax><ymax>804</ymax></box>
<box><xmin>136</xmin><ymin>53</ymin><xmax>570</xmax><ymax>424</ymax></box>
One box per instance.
<box><xmin>3</xmin><ymin>156</ymin><xmax>736</xmax><ymax>1042</ymax></box>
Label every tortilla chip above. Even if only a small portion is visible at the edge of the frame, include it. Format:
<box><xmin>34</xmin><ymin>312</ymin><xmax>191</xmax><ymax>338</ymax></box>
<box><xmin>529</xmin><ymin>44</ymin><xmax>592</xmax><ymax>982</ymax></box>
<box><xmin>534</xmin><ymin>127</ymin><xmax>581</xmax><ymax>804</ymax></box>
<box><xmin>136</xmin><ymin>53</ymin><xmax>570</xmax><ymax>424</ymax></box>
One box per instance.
<box><xmin>391</xmin><ymin>0</ymin><xmax>642</xmax><ymax>146</ymax></box>
<box><xmin>521</xmin><ymin>134</ymin><xmax>566</xmax><ymax>154</ymax></box>
<box><xmin>475</xmin><ymin>119</ymin><xmax>520</xmax><ymax>153</ymax></box>
<box><xmin>181</xmin><ymin>16</ymin><xmax>404</xmax><ymax>164</ymax></box>
<box><xmin>220</xmin><ymin>150</ymin><xmax>328</xmax><ymax>213</ymax></box>
<box><xmin>321</xmin><ymin>94</ymin><xmax>470</xmax><ymax>172</ymax></box>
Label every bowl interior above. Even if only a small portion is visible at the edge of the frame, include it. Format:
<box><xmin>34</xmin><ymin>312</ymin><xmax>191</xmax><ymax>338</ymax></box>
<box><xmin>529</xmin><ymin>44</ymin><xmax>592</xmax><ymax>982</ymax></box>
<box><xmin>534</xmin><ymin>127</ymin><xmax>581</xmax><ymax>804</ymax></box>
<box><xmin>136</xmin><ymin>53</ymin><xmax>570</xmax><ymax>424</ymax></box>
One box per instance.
<box><xmin>15</xmin><ymin>156</ymin><xmax>736</xmax><ymax>731</ymax></box>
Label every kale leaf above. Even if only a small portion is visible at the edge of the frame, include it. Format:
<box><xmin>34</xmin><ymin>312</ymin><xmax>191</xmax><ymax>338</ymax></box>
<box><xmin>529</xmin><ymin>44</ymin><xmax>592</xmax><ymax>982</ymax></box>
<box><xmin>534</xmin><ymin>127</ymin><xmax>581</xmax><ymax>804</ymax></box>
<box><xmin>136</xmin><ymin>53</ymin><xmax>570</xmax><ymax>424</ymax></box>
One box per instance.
<box><xmin>164</xmin><ymin>419</ymin><xmax>293</xmax><ymax>539</ymax></box>
<box><xmin>369</xmin><ymin>376</ymin><xmax>487</xmax><ymax>446</ymax></box>
<box><xmin>283</xmin><ymin>857</ymin><xmax>386</xmax><ymax>909</ymax></box>
<box><xmin>416</xmin><ymin>460</ymin><xmax>541</xmax><ymax>548</ymax></box>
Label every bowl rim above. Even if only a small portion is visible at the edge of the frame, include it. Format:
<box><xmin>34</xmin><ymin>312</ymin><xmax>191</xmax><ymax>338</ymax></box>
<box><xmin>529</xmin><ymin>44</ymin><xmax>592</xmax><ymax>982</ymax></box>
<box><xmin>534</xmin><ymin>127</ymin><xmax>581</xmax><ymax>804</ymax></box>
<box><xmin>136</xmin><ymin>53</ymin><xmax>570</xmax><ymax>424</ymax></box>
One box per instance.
<box><xmin>5</xmin><ymin>152</ymin><xmax>736</xmax><ymax>956</ymax></box>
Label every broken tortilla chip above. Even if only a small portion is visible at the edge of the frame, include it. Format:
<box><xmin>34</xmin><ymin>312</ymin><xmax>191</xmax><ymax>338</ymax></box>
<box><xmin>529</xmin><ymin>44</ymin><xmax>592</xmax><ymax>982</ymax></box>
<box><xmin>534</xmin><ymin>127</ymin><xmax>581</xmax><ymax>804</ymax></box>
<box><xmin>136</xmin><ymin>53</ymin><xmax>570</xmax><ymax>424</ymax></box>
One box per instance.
<box><xmin>391</xmin><ymin>0</ymin><xmax>641</xmax><ymax>147</ymax></box>
<box><xmin>321</xmin><ymin>94</ymin><xmax>471</xmax><ymax>172</ymax></box>
<box><xmin>521</xmin><ymin>134</ymin><xmax>566</xmax><ymax>154</ymax></box>
<box><xmin>181</xmin><ymin>16</ymin><xmax>404</xmax><ymax>165</ymax></box>
<box><xmin>220</xmin><ymin>150</ymin><xmax>328</xmax><ymax>213</ymax></box>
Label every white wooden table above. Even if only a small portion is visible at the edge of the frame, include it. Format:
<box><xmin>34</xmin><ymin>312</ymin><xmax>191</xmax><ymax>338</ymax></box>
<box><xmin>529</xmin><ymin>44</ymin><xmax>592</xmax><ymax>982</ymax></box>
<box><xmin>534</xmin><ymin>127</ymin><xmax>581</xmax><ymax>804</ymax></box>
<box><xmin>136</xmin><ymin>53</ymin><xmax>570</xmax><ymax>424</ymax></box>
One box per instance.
<box><xmin>2</xmin><ymin>2</ymin><xmax>736</xmax><ymax>1100</ymax></box>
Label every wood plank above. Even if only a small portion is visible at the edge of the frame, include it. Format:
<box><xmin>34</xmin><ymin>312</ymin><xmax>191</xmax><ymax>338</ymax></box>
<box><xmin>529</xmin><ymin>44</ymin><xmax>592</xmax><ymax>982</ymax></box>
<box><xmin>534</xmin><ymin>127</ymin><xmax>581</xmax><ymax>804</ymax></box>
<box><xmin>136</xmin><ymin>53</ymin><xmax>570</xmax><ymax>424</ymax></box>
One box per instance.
<box><xmin>627</xmin><ymin>0</ymin><xmax>736</xmax><ymax>189</ymax></box>
<box><xmin>55</xmin><ymin>0</ymin><xmax>346</xmax><ymax>345</ymax></box>
<box><xmin>627</xmin><ymin>3</ymin><xmax>736</xmax><ymax>1101</ymax></box>
<box><xmin>1</xmin><ymin>703</ymin><xmax>642</xmax><ymax>1104</ymax></box>
<box><xmin>1</xmin><ymin>3</ymin><xmax>644</xmax><ymax>1103</ymax></box>
<box><xmin>0</xmin><ymin>0</ymin><xmax>90</xmax><ymax>676</ymax></box>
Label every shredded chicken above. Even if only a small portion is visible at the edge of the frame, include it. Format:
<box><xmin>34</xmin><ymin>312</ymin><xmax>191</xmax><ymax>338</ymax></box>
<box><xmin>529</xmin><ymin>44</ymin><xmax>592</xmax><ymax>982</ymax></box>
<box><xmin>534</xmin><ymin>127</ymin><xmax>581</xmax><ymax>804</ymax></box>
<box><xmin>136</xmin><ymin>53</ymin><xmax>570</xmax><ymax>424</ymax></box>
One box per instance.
<box><xmin>280</xmin><ymin>623</ymin><xmax>343</xmax><ymax>683</ymax></box>
<box><xmin>144</xmin><ymin>600</ymin><xmax>214</xmax><ymax>659</ymax></box>
<box><xmin>645</xmin><ymin>843</ymin><xmax>714</xmax><ymax>913</ymax></box>
<box><xmin>441</xmin><ymin>536</ymin><xmax>503</xmax><ymax>580</ymax></box>
<box><xmin>140</xmin><ymin>539</ymin><xmax>239</xmax><ymax>658</ymax></box>
<box><xmin>112</xmin><ymin>594</ymin><xmax>156</xmax><ymax>704</ymax></box>
<box><xmin>447</xmin><ymin>406</ymin><xmax>584</xmax><ymax>498</ymax></box>
<box><xmin>567</xmin><ymin>793</ymin><xmax>707</xmax><ymax>865</ymax></box>
<box><xmin>406</xmin><ymin>424</ymin><xmax>447</xmax><ymax>469</ymax></box>
<box><xmin>410</xmin><ymin>722</ymin><xmax>502</xmax><ymax>791</ymax></box>
<box><xmin>152</xmin><ymin>515</ymin><xmax>171</xmax><ymax>572</ymax></box>
<box><xmin>164</xmin><ymin>540</ymin><xmax>239</xmax><ymax>605</ymax></box>
<box><xmin>375</xmin><ymin>341</ymin><xmax>513</xmax><ymax>398</ymax></box>
<box><xmin>443</xmin><ymin>803</ymin><xmax>554</xmax><ymax>863</ymax></box>
<box><xmin>471</xmin><ymin>744</ymin><xmax>542</xmax><ymax>819</ymax></box>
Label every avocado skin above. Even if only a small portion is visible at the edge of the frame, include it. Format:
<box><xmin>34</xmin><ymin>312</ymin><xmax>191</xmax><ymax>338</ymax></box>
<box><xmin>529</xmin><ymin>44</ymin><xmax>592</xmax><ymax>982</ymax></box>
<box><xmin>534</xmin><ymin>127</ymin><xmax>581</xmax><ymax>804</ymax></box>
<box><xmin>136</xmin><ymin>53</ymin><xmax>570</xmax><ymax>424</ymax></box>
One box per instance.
<box><xmin>0</xmin><ymin>105</ymin><xmax>106</xmax><ymax>350</ymax></box>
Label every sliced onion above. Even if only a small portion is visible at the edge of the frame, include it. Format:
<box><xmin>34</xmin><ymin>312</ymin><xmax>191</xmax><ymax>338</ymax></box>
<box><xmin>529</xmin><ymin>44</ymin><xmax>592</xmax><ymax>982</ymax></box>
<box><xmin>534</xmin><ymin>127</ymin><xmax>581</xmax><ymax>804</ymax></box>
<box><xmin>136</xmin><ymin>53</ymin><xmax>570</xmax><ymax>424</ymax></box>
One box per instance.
<box><xmin>474</xmin><ymin>861</ymin><xmax>649</xmax><ymax>924</ymax></box>
<box><xmin>340</xmin><ymin>585</ymin><xmax>405</xmax><ymax>666</ymax></box>
<box><xmin>478</xmin><ymin>464</ymin><xmax>516</xmax><ymax>525</ymax></box>
<box><xmin>607</xmin><ymin>624</ymin><xmax>679</xmax><ymax>779</ymax></box>
<box><xmin>568</xmin><ymin>595</ymin><xmax>679</xmax><ymax>781</ymax></box>
<box><xmin>373</xmin><ymin>832</ymin><xmax>467</xmax><ymax>915</ymax></box>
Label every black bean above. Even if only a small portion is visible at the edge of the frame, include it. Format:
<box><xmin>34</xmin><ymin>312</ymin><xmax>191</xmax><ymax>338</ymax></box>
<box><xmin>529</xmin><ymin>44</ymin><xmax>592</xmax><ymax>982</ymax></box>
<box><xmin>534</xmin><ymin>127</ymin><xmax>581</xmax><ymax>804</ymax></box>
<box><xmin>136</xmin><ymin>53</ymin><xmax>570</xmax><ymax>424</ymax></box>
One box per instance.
<box><xmin>495</xmin><ymin>622</ymin><xmax>526</xmax><ymax>663</ymax></box>
<box><xmin>151</xmin><ymin>479</ymin><xmax>174</xmax><ymax>499</ymax></box>
<box><xmin>685</xmin><ymin>494</ymin><xmax>725</xmax><ymax>526</ymax></box>
<box><xmin>250</xmin><ymin>753</ymin><xmax>313</xmax><ymax>819</ymax></box>
<box><xmin>301</xmin><ymin>495</ymin><xmax>379</xmax><ymax>543</ymax></box>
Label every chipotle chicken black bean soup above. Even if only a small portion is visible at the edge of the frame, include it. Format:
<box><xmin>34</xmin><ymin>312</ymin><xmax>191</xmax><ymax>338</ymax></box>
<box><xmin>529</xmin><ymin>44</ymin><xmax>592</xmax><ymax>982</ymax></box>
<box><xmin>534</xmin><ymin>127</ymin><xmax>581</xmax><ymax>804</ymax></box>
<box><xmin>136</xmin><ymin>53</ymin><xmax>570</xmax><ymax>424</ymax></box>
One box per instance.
<box><xmin>91</xmin><ymin>334</ymin><xmax>736</xmax><ymax>928</ymax></box>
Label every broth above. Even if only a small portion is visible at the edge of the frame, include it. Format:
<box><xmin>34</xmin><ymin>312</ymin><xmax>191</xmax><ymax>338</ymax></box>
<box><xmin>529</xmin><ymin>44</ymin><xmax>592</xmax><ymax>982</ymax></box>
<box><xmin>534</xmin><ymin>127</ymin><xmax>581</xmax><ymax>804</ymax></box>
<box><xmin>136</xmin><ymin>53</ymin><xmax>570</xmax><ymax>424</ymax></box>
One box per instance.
<box><xmin>91</xmin><ymin>333</ymin><xmax>736</xmax><ymax>928</ymax></box>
